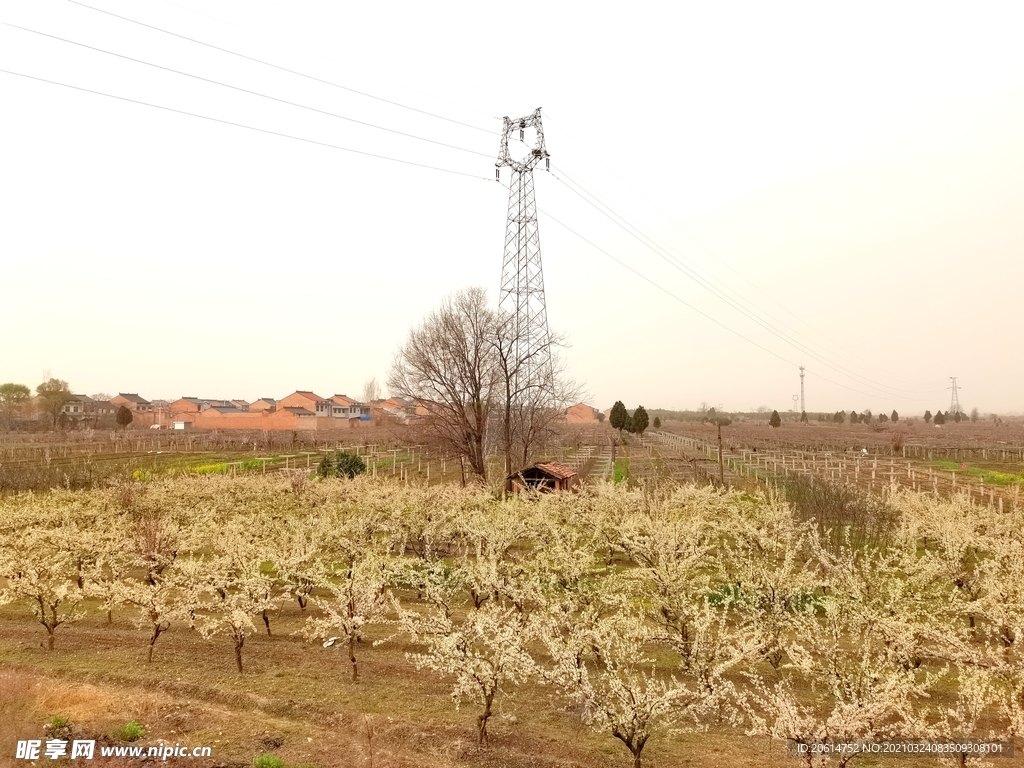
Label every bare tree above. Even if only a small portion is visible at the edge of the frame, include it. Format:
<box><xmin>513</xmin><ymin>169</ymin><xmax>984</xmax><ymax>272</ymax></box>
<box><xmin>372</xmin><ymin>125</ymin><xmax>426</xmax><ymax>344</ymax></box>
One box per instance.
<box><xmin>492</xmin><ymin>312</ymin><xmax>582</xmax><ymax>475</ymax></box>
<box><xmin>388</xmin><ymin>288</ymin><xmax>498</xmax><ymax>481</ymax></box>
<box><xmin>362</xmin><ymin>377</ymin><xmax>382</xmax><ymax>404</ymax></box>
<box><xmin>495</xmin><ymin>331</ymin><xmax>585</xmax><ymax>475</ymax></box>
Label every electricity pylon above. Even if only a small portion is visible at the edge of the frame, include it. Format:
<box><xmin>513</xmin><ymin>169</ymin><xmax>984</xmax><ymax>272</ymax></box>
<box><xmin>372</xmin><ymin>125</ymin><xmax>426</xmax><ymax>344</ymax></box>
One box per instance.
<box><xmin>799</xmin><ymin>366</ymin><xmax>806</xmax><ymax>413</ymax></box>
<box><xmin>949</xmin><ymin>377</ymin><xmax>961</xmax><ymax>416</ymax></box>
<box><xmin>495</xmin><ymin>108</ymin><xmax>552</xmax><ymax>390</ymax></box>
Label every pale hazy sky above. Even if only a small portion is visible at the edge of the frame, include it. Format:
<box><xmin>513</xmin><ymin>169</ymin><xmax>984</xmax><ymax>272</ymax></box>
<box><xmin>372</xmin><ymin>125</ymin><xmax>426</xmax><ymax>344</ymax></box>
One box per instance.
<box><xmin>2</xmin><ymin>1</ymin><xmax>1022</xmax><ymax>414</ymax></box>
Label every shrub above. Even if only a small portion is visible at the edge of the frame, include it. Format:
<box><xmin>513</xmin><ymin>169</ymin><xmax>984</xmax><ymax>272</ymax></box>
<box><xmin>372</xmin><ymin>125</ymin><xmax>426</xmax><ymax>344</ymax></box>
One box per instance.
<box><xmin>115</xmin><ymin>721</ymin><xmax>145</xmax><ymax>742</ymax></box>
<box><xmin>317</xmin><ymin>451</ymin><xmax>367</xmax><ymax>479</ymax></box>
<box><xmin>254</xmin><ymin>755</ymin><xmax>285</xmax><ymax>768</ymax></box>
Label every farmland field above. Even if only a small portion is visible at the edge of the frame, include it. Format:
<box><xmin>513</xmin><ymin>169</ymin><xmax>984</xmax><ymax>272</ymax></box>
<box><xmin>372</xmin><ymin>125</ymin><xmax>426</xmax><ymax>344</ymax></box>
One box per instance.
<box><xmin>2</xmin><ymin>471</ymin><xmax>1024</xmax><ymax>768</ymax></box>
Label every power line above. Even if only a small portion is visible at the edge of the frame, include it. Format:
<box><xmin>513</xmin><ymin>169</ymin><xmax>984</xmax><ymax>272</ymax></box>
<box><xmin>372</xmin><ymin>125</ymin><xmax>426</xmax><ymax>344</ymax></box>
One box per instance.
<box><xmin>155</xmin><ymin>0</ymin><xmax>514</xmax><ymax>124</ymax></box>
<box><xmin>546</xmin><ymin>112</ymin><xmax>939</xmax><ymax>389</ymax></box>
<box><xmin>555</xmin><ymin>163</ymin><xmax>859</xmax><ymax>372</ymax></box>
<box><xmin>67</xmin><ymin>0</ymin><xmax>498</xmax><ymax>135</ymax></box>
<box><xmin>3</xmin><ymin>22</ymin><xmax>493</xmax><ymax>159</ymax></box>
<box><xmin>61</xmin><ymin>3</ymin><xmax>932</xmax><ymax>401</ymax></box>
<box><xmin>0</xmin><ymin>68</ymin><xmax>494</xmax><ymax>181</ymax></box>
<box><xmin>537</xmin><ymin>200</ymin><xmax>924</xmax><ymax>402</ymax></box>
<box><xmin>550</xmin><ymin>171</ymin><xmax>932</xmax><ymax>402</ymax></box>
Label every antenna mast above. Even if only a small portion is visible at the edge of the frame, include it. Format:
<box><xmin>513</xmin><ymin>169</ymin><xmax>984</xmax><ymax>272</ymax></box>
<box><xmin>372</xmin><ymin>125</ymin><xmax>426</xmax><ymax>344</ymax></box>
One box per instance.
<box><xmin>949</xmin><ymin>377</ymin><xmax>961</xmax><ymax>416</ymax></box>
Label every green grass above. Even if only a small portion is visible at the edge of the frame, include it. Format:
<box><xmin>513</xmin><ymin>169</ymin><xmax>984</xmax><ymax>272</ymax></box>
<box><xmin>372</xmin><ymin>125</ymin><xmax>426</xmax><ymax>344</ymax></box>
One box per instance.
<box><xmin>928</xmin><ymin>460</ymin><xmax>1024</xmax><ymax>486</ymax></box>
<box><xmin>114</xmin><ymin>720</ymin><xmax>145</xmax><ymax>741</ymax></box>
<box><xmin>613</xmin><ymin>458</ymin><xmax>629</xmax><ymax>484</ymax></box>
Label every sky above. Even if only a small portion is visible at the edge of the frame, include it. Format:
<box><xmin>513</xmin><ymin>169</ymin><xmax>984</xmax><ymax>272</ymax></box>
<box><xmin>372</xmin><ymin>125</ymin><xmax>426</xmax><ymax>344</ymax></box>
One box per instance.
<box><xmin>1</xmin><ymin>1</ymin><xmax>1022</xmax><ymax>415</ymax></box>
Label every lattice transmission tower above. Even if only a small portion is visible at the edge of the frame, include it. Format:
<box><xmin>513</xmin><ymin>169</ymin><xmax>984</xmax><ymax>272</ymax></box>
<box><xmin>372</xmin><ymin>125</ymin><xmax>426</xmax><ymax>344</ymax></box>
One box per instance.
<box><xmin>949</xmin><ymin>376</ymin><xmax>961</xmax><ymax>416</ymax></box>
<box><xmin>495</xmin><ymin>108</ymin><xmax>552</xmax><ymax>388</ymax></box>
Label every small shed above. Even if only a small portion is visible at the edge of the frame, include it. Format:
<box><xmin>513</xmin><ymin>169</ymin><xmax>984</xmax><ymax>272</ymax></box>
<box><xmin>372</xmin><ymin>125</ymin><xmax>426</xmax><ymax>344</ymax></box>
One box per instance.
<box><xmin>507</xmin><ymin>461</ymin><xmax>579</xmax><ymax>494</ymax></box>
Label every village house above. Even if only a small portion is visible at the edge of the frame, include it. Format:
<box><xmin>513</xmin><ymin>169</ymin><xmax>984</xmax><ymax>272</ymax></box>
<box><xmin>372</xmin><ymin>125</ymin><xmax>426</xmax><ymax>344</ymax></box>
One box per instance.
<box><xmin>60</xmin><ymin>395</ymin><xmax>119</xmax><ymax>426</ymax></box>
<box><xmin>565</xmin><ymin>402</ymin><xmax>601</xmax><ymax>424</ymax></box>
<box><xmin>110</xmin><ymin>393</ymin><xmax>167</xmax><ymax>428</ymax></box>
<box><xmin>111</xmin><ymin>393</ymin><xmax>153</xmax><ymax>413</ymax></box>
<box><xmin>170</xmin><ymin>397</ymin><xmax>248</xmax><ymax>416</ymax></box>
<box><xmin>173</xmin><ymin>390</ymin><xmax>373</xmax><ymax>430</ymax></box>
<box><xmin>278</xmin><ymin>391</ymin><xmax>333</xmax><ymax>416</ymax></box>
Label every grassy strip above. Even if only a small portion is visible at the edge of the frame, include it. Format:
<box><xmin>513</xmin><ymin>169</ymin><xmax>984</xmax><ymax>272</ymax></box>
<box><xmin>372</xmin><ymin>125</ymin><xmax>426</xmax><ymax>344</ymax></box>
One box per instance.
<box><xmin>613</xmin><ymin>457</ymin><xmax>629</xmax><ymax>484</ymax></box>
<box><xmin>928</xmin><ymin>460</ymin><xmax>1024</xmax><ymax>486</ymax></box>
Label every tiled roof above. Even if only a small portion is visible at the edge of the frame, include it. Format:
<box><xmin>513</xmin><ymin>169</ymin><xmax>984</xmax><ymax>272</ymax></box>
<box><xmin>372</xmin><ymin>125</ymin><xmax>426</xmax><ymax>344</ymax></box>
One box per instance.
<box><xmin>117</xmin><ymin>393</ymin><xmax>151</xmax><ymax>404</ymax></box>
<box><xmin>290</xmin><ymin>391</ymin><xmax>327</xmax><ymax>402</ymax></box>
<box><xmin>532</xmin><ymin>462</ymin><xmax>578</xmax><ymax>480</ymax></box>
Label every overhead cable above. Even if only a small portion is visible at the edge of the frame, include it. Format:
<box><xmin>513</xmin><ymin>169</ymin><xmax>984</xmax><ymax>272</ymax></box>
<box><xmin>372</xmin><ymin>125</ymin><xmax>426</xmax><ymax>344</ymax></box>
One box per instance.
<box><xmin>0</xmin><ymin>68</ymin><xmax>494</xmax><ymax>181</ymax></box>
<box><xmin>540</xmin><ymin>202</ymin><xmax>929</xmax><ymax>402</ymax></box>
<box><xmin>546</xmin><ymin>112</ymin><xmax>938</xmax><ymax>388</ymax></box>
<box><xmin>67</xmin><ymin>0</ymin><xmax>498</xmax><ymax>135</ymax></box>
<box><xmin>3</xmin><ymin>22</ymin><xmax>492</xmax><ymax>159</ymax></box>
<box><xmin>551</xmin><ymin>171</ymin><xmax>934</xmax><ymax>402</ymax></box>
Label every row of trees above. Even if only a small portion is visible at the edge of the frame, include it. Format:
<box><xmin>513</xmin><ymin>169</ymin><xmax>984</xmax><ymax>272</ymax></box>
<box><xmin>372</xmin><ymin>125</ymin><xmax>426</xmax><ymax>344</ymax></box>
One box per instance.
<box><xmin>387</xmin><ymin>288</ymin><xmax>580</xmax><ymax>481</ymax></box>
<box><xmin>825</xmin><ymin>409</ymin><xmax>901</xmax><ymax>424</ymax></box>
<box><xmin>925</xmin><ymin>409</ymin><xmax>979</xmax><ymax>424</ymax></box>
<box><xmin>609</xmin><ymin>401</ymin><xmax>651</xmax><ymax>437</ymax></box>
<box><xmin>2</xmin><ymin>475</ymin><xmax>1023</xmax><ymax>766</ymax></box>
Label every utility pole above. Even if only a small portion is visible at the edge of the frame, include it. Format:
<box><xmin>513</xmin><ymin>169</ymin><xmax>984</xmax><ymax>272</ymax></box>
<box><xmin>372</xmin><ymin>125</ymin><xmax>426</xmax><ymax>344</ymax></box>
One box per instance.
<box><xmin>948</xmin><ymin>377</ymin><xmax>961</xmax><ymax>417</ymax></box>
<box><xmin>717</xmin><ymin>421</ymin><xmax>724</xmax><ymax>486</ymax></box>
<box><xmin>799</xmin><ymin>366</ymin><xmax>805</xmax><ymax>413</ymax></box>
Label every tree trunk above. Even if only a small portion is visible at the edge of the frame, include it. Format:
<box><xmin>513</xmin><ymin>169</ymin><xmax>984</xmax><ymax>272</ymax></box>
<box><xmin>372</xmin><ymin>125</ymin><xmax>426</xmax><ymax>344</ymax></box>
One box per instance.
<box><xmin>349</xmin><ymin>635</ymin><xmax>359</xmax><ymax>682</ymax></box>
<box><xmin>107</xmin><ymin>609</ymin><xmax>113</xmax><ymax>625</ymax></box>
<box><xmin>234</xmin><ymin>639</ymin><xmax>244</xmax><ymax>674</ymax></box>
<box><xmin>262</xmin><ymin>609</ymin><xmax>272</xmax><ymax>635</ymax></box>
<box><xmin>46</xmin><ymin>630</ymin><xmax>55</xmax><ymax>651</ymax></box>
<box><xmin>148</xmin><ymin>624</ymin><xmax>163</xmax><ymax>663</ymax></box>
<box><xmin>297</xmin><ymin>595</ymin><xmax>307</xmax><ymax>610</ymax></box>
<box><xmin>477</xmin><ymin>695</ymin><xmax>493</xmax><ymax>746</ymax></box>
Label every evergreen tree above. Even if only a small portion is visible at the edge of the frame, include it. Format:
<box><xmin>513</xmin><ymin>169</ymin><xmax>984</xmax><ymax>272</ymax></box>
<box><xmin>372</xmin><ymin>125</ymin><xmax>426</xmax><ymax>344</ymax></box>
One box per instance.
<box><xmin>850</xmin><ymin>411</ymin><xmax>859</xmax><ymax>424</ymax></box>
<box><xmin>891</xmin><ymin>410</ymin><xmax>899</xmax><ymax>423</ymax></box>
<box><xmin>924</xmin><ymin>410</ymin><xmax>932</xmax><ymax>423</ymax></box>
<box><xmin>769</xmin><ymin>410</ymin><xmax>782</xmax><ymax>428</ymax></box>
<box><xmin>879</xmin><ymin>413</ymin><xmax>889</xmax><ymax>423</ymax></box>
<box><xmin>609</xmin><ymin>401</ymin><xmax>628</xmax><ymax>433</ymax></box>
<box><xmin>934</xmin><ymin>411</ymin><xmax>946</xmax><ymax>425</ymax></box>
<box><xmin>116</xmin><ymin>405</ymin><xmax>133</xmax><ymax>430</ymax></box>
<box><xmin>632</xmin><ymin>405</ymin><xmax>650</xmax><ymax>437</ymax></box>
<box><xmin>652</xmin><ymin>416</ymin><xmax>661</xmax><ymax>430</ymax></box>
<box><xmin>799</xmin><ymin>411</ymin><xmax>808</xmax><ymax>423</ymax></box>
